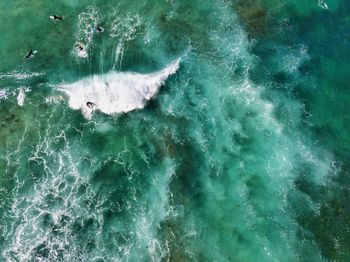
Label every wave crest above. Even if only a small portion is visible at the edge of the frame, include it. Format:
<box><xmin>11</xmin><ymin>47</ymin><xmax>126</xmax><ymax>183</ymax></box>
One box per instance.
<box><xmin>59</xmin><ymin>59</ymin><xmax>180</xmax><ymax>119</ymax></box>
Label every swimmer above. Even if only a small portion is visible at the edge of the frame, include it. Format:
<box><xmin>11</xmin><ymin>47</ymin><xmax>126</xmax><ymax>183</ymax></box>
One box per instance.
<box><xmin>24</xmin><ymin>49</ymin><xmax>37</xmax><ymax>59</ymax></box>
<box><xmin>86</xmin><ymin>101</ymin><xmax>95</xmax><ymax>109</ymax></box>
<box><xmin>50</xmin><ymin>15</ymin><xmax>64</xmax><ymax>21</ymax></box>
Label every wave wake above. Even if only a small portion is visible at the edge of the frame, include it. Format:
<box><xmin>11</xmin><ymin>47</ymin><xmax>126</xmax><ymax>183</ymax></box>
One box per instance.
<box><xmin>59</xmin><ymin>59</ymin><xmax>180</xmax><ymax>119</ymax></box>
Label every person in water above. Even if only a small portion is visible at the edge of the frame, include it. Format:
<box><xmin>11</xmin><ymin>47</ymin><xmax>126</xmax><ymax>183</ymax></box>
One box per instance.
<box><xmin>86</xmin><ymin>101</ymin><xmax>95</xmax><ymax>109</ymax></box>
<box><xmin>93</xmin><ymin>26</ymin><xmax>104</xmax><ymax>33</ymax></box>
<box><xmin>50</xmin><ymin>15</ymin><xmax>64</xmax><ymax>21</ymax></box>
<box><xmin>75</xmin><ymin>43</ymin><xmax>87</xmax><ymax>58</ymax></box>
<box><xmin>24</xmin><ymin>49</ymin><xmax>36</xmax><ymax>59</ymax></box>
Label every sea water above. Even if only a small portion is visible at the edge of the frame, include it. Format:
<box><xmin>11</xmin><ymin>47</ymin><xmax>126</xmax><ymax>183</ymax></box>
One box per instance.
<box><xmin>0</xmin><ymin>0</ymin><xmax>349</xmax><ymax>261</ymax></box>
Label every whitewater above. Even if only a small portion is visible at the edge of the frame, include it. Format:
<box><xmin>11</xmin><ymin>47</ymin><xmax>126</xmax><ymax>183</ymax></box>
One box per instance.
<box><xmin>59</xmin><ymin>59</ymin><xmax>180</xmax><ymax>119</ymax></box>
<box><xmin>0</xmin><ymin>0</ymin><xmax>349</xmax><ymax>261</ymax></box>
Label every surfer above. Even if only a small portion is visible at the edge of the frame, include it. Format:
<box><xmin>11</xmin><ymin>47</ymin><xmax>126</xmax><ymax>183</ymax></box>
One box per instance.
<box><xmin>24</xmin><ymin>49</ymin><xmax>37</xmax><ymax>59</ymax></box>
<box><xmin>86</xmin><ymin>101</ymin><xmax>95</xmax><ymax>109</ymax></box>
<box><xmin>93</xmin><ymin>26</ymin><xmax>104</xmax><ymax>33</ymax></box>
<box><xmin>75</xmin><ymin>43</ymin><xmax>88</xmax><ymax>58</ymax></box>
<box><xmin>50</xmin><ymin>15</ymin><xmax>64</xmax><ymax>21</ymax></box>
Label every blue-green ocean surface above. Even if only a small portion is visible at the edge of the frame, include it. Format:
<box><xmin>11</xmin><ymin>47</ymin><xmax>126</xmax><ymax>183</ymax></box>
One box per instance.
<box><xmin>0</xmin><ymin>0</ymin><xmax>349</xmax><ymax>261</ymax></box>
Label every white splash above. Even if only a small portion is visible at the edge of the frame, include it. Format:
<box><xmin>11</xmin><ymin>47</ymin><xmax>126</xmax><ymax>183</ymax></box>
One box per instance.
<box><xmin>75</xmin><ymin>44</ymin><xmax>89</xmax><ymax>58</ymax></box>
<box><xmin>17</xmin><ymin>88</ymin><xmax>25</xmax><ymax>107</ymax></box>
<box><xmin>0</xmin><ymin>89</ymin><xmax>7</xmax><ymax>101</ymax></box>
<box><xmin>59</xmin><ymin>59</ymin><xmax>180</xmax><ymax>119</ymax></box>
<box><xmin>318</xmin><ymin>0</ymin><xmax>328</xmax><ymax>9</ymax></box>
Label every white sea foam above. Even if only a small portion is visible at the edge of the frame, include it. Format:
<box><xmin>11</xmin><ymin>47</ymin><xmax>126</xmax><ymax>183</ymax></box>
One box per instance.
<box><xmin>73</xmin><ymin>6</ymin><xmax>100</xmax><ymax>58</ymax></box>
<box><xmin>110</xmin><ymin>13</ymin><xmax>142</xmax><ymax>69</ymax></box>
<box><xmin>110</xmin><ymin>13</ymin><xmax>141</xmax><ymax>41</ymax></box>
<box><xmin>0</xmin><ymin>71</ymin><xmax>44</xmax><ymax>80</ymax></box>
<box><xmin>318</xmin><ymin>0</ymin><xmax>329</xmax><ymax>9</ymax></box>
<box><xmin>114</xmin><ymin>42</ymin><xmax>124</xmax><ymax>70</ymax></box>
<box><xmin>59</xmin><ymin>59</ymin><xmax>180</xmax><ymax>119</ymax></box>
<box><xmin>45</xmin><ymin>95</ymin><xmax>65</xmax><ymax>104</ymax></box>
<box><xmin>17</xmin><ymin>88</ymin><xmax>25</xmax><ymax>107</ymax></box>
<box><xmin>0</xmin><ymin>89</ymin><xmax>7</xmax><ymax>101</ymax></box>
<box><xmin>0</xmin><ymin>87</ymin><xmax>31</xmax><ymax>105</ymax></box>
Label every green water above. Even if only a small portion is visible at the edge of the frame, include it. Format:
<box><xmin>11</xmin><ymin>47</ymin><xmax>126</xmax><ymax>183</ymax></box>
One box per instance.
<box><xmin>0</xmin><ymin>0</ymin><xmax>349</xmax><ymax>261</ymax></box>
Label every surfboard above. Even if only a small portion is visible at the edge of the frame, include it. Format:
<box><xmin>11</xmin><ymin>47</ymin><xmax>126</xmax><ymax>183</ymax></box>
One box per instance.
<box><xmin>50</xmin><ymin>15</ymin><xmax>64</xmax><ymax>20</ymax></box>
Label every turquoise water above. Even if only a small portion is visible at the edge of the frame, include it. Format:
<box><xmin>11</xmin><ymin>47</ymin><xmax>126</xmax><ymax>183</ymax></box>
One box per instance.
<box><xmin>0</xmin><ymin>0</ymin><xmax>349</xmax><ymax>261</ymax></box>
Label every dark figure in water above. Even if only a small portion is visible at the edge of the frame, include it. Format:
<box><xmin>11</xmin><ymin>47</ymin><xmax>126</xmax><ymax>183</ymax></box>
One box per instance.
<box><xmin>50</xmin><ymin>15</ymin><xmax>64</xmax><ymax>21</ymax></box>
<box><xmin>78</xmin><ymin>45</ymin><xmax>84</xmax><ymax>51</ymax></box>
<box><xmin>93</xmin><ymin>26</ymin><xmax>104</xmax><ymax>33</ymax></box>
<box><xmin>86</xmin><ymin>102</ymin><xmax>95</xmax><ymax>109</ymax></box>
<box><xmin>24</xmin><ymin>49</ymin><xmax>36</xmax><ymax>59</ymax></box>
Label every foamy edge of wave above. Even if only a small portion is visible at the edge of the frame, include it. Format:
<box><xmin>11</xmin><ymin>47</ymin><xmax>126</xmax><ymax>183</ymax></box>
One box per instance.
<box><xmin>59</xmin><ymin>59</ymin><xmax>180</xmax><ymax>119</ymax></box>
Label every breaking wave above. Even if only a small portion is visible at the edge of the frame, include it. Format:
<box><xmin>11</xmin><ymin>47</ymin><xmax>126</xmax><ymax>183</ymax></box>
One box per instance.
<box><xmin>58</xmin><ymin>59</ymin><xmax>180</xmax><ymax>119</ymax></box>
